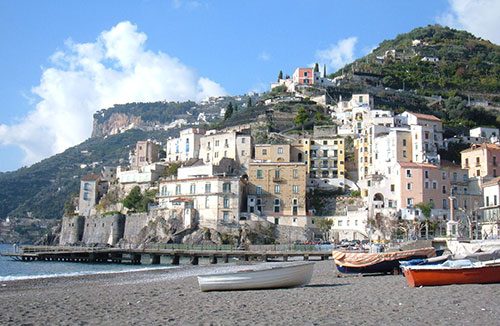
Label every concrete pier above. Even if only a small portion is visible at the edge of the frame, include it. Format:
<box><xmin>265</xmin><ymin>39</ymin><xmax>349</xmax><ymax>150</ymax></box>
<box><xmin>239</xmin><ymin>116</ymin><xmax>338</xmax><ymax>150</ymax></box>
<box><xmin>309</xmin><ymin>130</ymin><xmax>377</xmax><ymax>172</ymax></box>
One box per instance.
<box><xmin>1</xmin><ymin>246</ymin><xmax>332</xmax><ymax>266</ymax></box>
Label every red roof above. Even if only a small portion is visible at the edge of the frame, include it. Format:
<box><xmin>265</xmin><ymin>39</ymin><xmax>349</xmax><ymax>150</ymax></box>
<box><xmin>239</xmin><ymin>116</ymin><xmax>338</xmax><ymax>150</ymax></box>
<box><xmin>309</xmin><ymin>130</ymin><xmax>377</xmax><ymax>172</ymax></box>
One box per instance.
<box><xmin>172</xmin><ymin>197</ymin><xmax>193</xmax><ymax>202</ymax></box>
<box><xmin>81</xmin><ymin>174</ymin><xmax>100</xmax><ymax>181</ymax></box>
<box><xmin>408</xmin><ymin>112</ymin><xmax>441</xmax><ymax>122</ymax></box>
<box><xmin>399</xmin><ymin>162</ymin><xmax>438</xmax><ymax>169</ymax></box>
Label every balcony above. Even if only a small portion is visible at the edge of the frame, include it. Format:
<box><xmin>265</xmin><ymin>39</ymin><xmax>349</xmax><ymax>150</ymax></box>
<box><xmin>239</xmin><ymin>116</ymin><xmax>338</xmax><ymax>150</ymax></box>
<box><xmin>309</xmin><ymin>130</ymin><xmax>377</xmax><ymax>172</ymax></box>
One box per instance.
<box><xmin>273</xmin><ymin>177</ymin><xmax>285</xmax><ymax>183</ymax></box>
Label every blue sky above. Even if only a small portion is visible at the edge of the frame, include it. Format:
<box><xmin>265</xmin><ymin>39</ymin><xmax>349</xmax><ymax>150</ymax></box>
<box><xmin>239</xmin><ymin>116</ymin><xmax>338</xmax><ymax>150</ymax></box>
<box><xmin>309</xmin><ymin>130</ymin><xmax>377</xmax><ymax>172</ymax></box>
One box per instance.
<box><xmin>1</xmin><ymin>0</ymin><xmax>500</xmax><ymax>172</ymax></box>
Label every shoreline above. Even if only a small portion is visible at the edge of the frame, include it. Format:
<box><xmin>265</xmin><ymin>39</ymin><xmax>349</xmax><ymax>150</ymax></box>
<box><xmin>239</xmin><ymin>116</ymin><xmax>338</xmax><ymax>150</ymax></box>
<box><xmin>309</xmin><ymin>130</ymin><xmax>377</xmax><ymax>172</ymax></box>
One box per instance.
<box><xmin>1</xmin><ymin>259</ymin><xmax>499</xmax><ymax>325</ymax></box>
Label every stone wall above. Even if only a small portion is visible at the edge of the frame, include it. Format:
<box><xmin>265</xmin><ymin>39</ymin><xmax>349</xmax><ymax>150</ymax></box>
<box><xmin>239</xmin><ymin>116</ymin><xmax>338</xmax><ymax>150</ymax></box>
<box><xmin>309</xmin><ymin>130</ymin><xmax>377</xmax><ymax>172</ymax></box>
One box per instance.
<box><xmin>81</xmin><ymin>213</ymin><xmax>125</xmax><ymax>246</ymax></box>
<box><xmin>122</xmin><ymin>213</ymin><xmax>149</xmax><ymax>245</ymax></box>
<box><xmin>59</xmin><ymin>215</ymin><xmax>85</xmax><ymax>245</ymax></box>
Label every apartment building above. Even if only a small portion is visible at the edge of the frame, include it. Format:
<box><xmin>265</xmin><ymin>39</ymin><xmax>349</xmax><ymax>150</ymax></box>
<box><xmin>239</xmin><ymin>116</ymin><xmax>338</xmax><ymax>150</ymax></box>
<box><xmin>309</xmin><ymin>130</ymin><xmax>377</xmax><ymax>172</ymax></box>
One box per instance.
<box><xmin>479</xmin><ymin>176</ymin><xmax>500</xmax><ymax>239</ymax></box>
<box><xmin>247</xmin><ymin>162</ymin><xmax>307</xmax><ymax>222</ymax></box>
<box><xmin>309</xmin><ymin>137</ymin><xmax>346</xmax><ymax>186</ymax></box>
<box><xmin>199</xmin><ymin>130</ymin><xmax>252</xmax><ymax>169</ymax></box>
<box><xmin>158</xmin><ymin>175</ymin><xmax>243</xmax><ymax>228</ymax></box>
<box><xmin>131</xmin><ymin>140</ymin><xmax>160</xmax><ymax>169</ymax></box>
<box><xmin>254</xmin><ymin>144</ymin><xmax>291</xmax><ymax>162</ymax></box>
<box><xmin>395</xmin><ymin>112</ymin><xmax>443</xmax><ymax>164</ymax></box>
<box><xmin>165</xmin><ymin>128</ymin><xmax>205</xmax><ymax>163</ymax></box>
<box><xmin>461</xmin><ymin>143</ymin><xmax>500</xmax><ymax>180</ymax></box>
<box><xmin>78</xmin><ymin>174</ymin><xmax>108</xmax><ymax>217</ymax></box>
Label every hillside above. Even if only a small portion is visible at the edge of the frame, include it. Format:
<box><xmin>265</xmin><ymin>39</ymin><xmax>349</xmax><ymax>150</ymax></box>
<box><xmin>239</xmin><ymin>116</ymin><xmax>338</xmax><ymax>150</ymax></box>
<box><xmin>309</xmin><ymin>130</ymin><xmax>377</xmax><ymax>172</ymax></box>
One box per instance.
<box><xmin>334</xmin><ymin>25</ymin><xmax>500</xmax><ymax>99</ymax></box>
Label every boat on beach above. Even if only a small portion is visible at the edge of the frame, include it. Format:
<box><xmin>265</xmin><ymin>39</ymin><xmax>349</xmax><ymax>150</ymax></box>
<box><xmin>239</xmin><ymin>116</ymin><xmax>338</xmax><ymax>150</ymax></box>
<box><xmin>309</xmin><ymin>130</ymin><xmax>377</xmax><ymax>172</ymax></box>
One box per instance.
<box><xmin>332</xmin><ymin>247</ymin><xmax>436</xmax><ymax>275</ymax></box>
<box><xmin>197</xmin><ymin>262</ymin><xmax>315</xmax><ymax>292</ymax></box>
<box><xmin>401</xmin><ymin>259</ymin><xmax>500</xmax><ymax>287</ymax></box>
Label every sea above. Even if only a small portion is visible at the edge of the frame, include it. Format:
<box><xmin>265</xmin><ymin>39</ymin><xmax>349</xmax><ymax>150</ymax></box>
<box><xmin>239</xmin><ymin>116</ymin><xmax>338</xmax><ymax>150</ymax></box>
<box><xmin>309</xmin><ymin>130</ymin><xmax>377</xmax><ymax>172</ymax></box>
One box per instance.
<box><xmin>0</xmin><ymin>243</ymin><xmax>176</xmax><ymax>282</ymax></box>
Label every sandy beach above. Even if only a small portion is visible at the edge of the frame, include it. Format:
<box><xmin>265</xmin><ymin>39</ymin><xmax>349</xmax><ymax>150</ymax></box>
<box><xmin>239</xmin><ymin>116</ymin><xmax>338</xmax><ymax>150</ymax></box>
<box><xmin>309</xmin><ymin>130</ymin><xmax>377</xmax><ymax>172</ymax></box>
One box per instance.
<box><xmin>0</xmin><ymin>259</ymin><xmax>499</xmax><ymax>326</ymax></box>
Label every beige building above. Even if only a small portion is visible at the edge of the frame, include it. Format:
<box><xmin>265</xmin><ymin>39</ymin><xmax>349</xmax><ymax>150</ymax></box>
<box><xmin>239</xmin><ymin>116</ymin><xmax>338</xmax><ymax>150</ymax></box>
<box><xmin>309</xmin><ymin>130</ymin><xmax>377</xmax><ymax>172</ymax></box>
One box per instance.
<box><xmin>254</xmin><ymin>144</ymin><xmax>291</xmax><ymax>162</ymax></box>
<box><xmin>165</xmin><ymin>128</ymin><xmax>205</xmax><ymax>163</ymax></box>
<box><xmin>199</xmin><ymin>130</ymin><xmax>252</xmax><ymax>169</ymax></box>
<box><xmin>158</xmin><ymin>175</ymin><xmax>244</xmax><ymax>228</ymax></box>
<box><xmin>247</xmin><ymin>162</ymin><xmax>307</xmax><ymax>223</ymax></box>
<box><xmin>461</xmin><ymin>143</ymin><xmax>500</xmax><ymax>180</ymax></box>
<box><xmin>132</xmin><ymin>140</ymin><xmax>160</xmax><ymax>169</ymax></box>
<box><xmin>395</xmin><ymin>112</ymin><xmax>443</xmax><ymax>164</ymax></box>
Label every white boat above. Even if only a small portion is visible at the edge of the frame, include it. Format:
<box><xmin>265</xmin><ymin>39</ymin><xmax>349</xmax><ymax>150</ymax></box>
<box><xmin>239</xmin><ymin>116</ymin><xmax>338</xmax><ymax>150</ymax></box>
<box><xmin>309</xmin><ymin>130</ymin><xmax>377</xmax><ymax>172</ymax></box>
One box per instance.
<box><xmin>197</xmin><ymin>262</ymin><xmax>315</xmax><ymax>292</ymax></box>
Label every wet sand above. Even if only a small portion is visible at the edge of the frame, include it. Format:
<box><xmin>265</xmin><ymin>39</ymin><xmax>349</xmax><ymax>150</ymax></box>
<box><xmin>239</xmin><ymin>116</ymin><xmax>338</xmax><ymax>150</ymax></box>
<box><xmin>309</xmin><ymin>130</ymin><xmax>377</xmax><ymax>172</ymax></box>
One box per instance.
<box><xmin>0</xmin><ymin>259</ymin><xmax>499</xmax><ymax>325</ymax></box>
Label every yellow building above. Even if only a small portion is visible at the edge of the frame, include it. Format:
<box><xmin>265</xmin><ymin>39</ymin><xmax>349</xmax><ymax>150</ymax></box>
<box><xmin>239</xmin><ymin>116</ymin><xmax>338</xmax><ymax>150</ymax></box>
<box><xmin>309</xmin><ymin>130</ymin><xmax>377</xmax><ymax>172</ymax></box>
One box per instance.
<box><xmin>247</xmin><ymin>162</ymin><xmax>307</xmax><ymax>221</ymax></box>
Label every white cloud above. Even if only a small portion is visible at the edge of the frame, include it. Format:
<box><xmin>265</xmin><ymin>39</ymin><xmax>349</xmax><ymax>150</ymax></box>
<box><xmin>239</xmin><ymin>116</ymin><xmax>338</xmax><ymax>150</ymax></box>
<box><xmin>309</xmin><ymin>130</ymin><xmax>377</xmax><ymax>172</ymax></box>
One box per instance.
<box><xmin>0</xmin><ymin>21</ymin><xmax>226</xmax><ymax>166</ymax></box>
<box><xmin>258</xmin><ymin>51</ymin><xmax>270</xmax><ymax>61</ymax></box>
<box><xmin>315</xmin><ymin>37</ymin><xmax>358</xmax><ymax>71</ymax></box>
<box><xmin>438</xmin><ymin>0</ymin><xmax>500</xmax><ymax>44</ymax></box>
<box><xmin>171</xmin><ymin>0</ymin><xmax>204</xmax><ymax>10</ymax></box>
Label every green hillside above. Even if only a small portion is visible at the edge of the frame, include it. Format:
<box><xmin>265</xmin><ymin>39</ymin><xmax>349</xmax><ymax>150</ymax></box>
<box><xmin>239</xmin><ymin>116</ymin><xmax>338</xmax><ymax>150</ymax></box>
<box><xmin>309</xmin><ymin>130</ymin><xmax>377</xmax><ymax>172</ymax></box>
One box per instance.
<box><xmin>0</xmin><ymin>129</ymin><xmax>177</xmax><ymax>220</ymax></box>
<box><xmin>334</xmin><ymin>25</ymin><xmax>500</xmax><ymax>97</ymax></box>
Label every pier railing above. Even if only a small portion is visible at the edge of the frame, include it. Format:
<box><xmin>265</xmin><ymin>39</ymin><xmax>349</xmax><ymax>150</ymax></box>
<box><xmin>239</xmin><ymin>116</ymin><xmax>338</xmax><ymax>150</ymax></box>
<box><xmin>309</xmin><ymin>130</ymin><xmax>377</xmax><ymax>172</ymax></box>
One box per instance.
<box><xmin>146</xmin><ymin>243</ymin><xmax>332</xmax><ymax>252</ymax></box>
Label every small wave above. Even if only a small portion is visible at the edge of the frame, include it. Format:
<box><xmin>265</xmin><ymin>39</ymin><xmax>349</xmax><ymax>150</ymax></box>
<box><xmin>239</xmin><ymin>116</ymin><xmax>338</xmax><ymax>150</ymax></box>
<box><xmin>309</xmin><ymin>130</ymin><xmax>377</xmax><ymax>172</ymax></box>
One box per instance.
<box><xmin>0</xmin><ymin>265</ymin><xmax>180</xmax><ymax>282</ymax></box>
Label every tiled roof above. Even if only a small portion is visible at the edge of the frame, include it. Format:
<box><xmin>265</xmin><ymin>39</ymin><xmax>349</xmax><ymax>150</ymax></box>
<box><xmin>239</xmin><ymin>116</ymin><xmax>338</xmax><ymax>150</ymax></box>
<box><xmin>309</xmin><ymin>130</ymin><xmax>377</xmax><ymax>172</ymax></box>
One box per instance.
<box><xmin>398</xmin><ymin>162</ymin><xmax>438</xmax><ymax>169</ymax></box>
<box><xmin>81</xmin><ymin>174</ymin><xmax>100</xmax><ymax>181</ymax></box>
<box><xmin>409</xmin><ymin>112</ymin><xmax>441</xmax><ymax>122</ymax></box>
<box><xmin>461</xmin><ymin>143</ymin><xmax>500</xmax><ymax>153</ymax></box>
<box><xmin>483</xmin><ymin>176</ymin><xmax>500</xmax><ymax>187</ymax></box>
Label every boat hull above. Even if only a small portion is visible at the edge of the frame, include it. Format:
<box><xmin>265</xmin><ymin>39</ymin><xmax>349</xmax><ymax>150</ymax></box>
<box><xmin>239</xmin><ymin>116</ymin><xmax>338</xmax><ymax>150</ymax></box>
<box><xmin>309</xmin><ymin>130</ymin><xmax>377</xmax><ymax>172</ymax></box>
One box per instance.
<box><xmin>197</xmin><ymin>262</ymin><xmax>314</xmax><ymax>292</ymax></box>
<box><xmin>403</xmin><ymin>263</ymin><xmax>500</xmax><ymax>287</ymax></box>
<box><xmin>332</xmin><ymin>248</ymin><xmax>436</xmax><ymax>275</ymax></box>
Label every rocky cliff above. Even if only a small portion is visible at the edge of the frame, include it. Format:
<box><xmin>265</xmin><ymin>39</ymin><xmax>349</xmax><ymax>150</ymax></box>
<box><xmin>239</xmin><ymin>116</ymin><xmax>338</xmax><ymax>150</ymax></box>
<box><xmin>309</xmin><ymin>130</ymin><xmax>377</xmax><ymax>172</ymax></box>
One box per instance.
<box><xmin>92</xmin><ymin>113</ymin><xmax>146</xmax><ymax>138</ymax></box>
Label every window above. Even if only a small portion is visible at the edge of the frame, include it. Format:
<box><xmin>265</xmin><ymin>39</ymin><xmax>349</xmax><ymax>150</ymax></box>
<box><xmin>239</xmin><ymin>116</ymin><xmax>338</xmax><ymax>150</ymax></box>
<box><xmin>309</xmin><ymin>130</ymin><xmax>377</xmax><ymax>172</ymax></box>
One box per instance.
<box><xmin>323</xmin><ymin>150</ymin><xmax>328</xmax><ymax>157</ymax></box>
<box><xmin>274</xmin><ymin>185</ymin><xmax>280</xmax><ymax>194</ymax></box>
<box><xmin>443</xmin><ymin>199</ymin><xmax>448</xmax><ymax>209</ymax></box>
<box><xmin>453</xmin><ymin>172</ymin><xmax>457</xmax><ymax>181</ymax></box>
<box><xmin>83</xmin><ymin>182</ymin><xmax>90</xmax><ymax>191</ymax></box>
<box><xmin>403</xmin><ymin>150</ymin><xmax>407</xmax><ymax>158</ymax></box>
<box><xmin>406</xmin><ymin>169</ymin><xmax>412</xmax><ymax>178</ymax></box>
<box><xmin>465</xmin><ymin>158</ymin><xmax>469</xmax><ymax>167</ymax></box>
<box><xmin>477</xmin><ymin>169</ymin><xmax>480</xmax><ymax>177</ymax></box>
<box><xmin>487</xmin><ymin>196</ymin><xmax>490</xmax><ymax>206</ymax></box>
<box><xmin>256</xmin><ymin>186</ymin><xmax>262</xmax><ymax>195</ymax></box>
<box><xmin>424</xmin><ymin>171</ymin><xmax>429</xmax><ymax>179</ymax></box>
<box><xmin>262</xmin><ymin>149</ymin><xmax>267</xmax><ymax>155</ymax></box>
<box><xmin>223</xmin><ymin>183</ymin><xmax>231</xmax><ymax>193</ymax></box>
<box><xmin>442</xmin><ymin>172</ymin><xmax>446</xmax><ymax>180</ymax></box>
<box><xmin>442</xmin><ymin>185</ymin><xmax>447</xmax><ymax>194</ymax></box>
<box><xmin>293</xmin><ymin>185</ymin><xmax>299</xmax><ymax>194</ymax></box>
<box><xmin>495</xmin><ymin>195</ymin><xmax>498</xmax><ymax>206</ymax></box>
<box><xmin>215</xmin><ymin>140</ymin><xmax>219</xmax><ymax>147</ymax></box>
<box><xmin>407</xmin><ymin>198</ymin><xmax>414</xmax><ymax>206</ymax></box>
<box><xmin>277</xmin><ymin>147</ymin><xmax>283</xmax><ymax>154</ymax></box>
<box><xmin>275</xmin><ymin>169</ymin><xmax>280</xmax><ymax>179</ymax></box>
<box><xmin>407</xmin><ymin>182</ymin><xmax>412</xmax><ymax>190</ymax></box>
<box><xmin>223</xmin><ymin>197</ymin><xmax>229</xmax><ymax>209</ymax></box>
<box><xmin>424</xmin><ymin>181</ymin><xmax>429</xmax><ymax>189</ymax></box>
<box><xmin>293</xmin><ymin>169</ymin><xmax>298</xmax><ymax>178</ymax></box>
<box><xmin>403</xmin><ymin>139</ymin><xmax>407</xmax><ymax>146</ymax></box>
<box><xmin>476</xmin><ymin>157</ymin><xmax>480</xmax><ymax>164</ymax></box>
<box><xmin>338</xmin><ymin>220</ymin><xmax>343</xmax><ymax>227</ymax></box>
<box><xmin>241</xmin><ymin>138</ymin><xmax>246</xmax><ymax>144</ymax></box>
<box><xmin>257</xmin><ymin>169</ymin><xmax>263</xmax><ymax>179</ymax></box>
<box><xmin>205</xmin><ymin>197</ymin><xmax>209</xmax><ymax>208</ymax></box>
<box><xmin>205</xmin><ymin>183</ymin><xmax>211</xmax><ymax>193</ymax></box>
<box><xmin>274</xmin><ymin>199</ymin><xmax>280</xmax><ymax>212</ymax></box>
<box><xmin>83</xmin><ymin>192</ymin><xmax>89</xmax><ymax>200</ymax></box>
<box><xmin>175</xmin><ymin>185</ymin><xmax>181</xmax><ymax>195</ymax></box>
<box><xmin>432</xmin><ymin>181</ymin><xmax>437</xmax><ymax>190</ymax></box>
<box><xmin>190</xmin><ymin>184</ymin><xmax>196</xmax><ymax>194</ymax></box>
<box><xmin>390</xmin><ymin>184</ymin><xmax>395</xmax><ymax>192</ymax></box>
<box><xmin>223</xmin><ymin>211</ymin><xmax>229</xmax><ymax>222</ymax></box>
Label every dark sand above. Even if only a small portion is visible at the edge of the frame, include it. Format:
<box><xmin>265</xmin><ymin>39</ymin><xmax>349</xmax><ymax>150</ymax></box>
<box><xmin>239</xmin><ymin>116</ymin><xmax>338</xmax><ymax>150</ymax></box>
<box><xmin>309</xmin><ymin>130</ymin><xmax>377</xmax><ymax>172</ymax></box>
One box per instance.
<box><xmin>0</xmin><ymin>259</ymin><xmax>499</xmax><ymax>325</ymax></box>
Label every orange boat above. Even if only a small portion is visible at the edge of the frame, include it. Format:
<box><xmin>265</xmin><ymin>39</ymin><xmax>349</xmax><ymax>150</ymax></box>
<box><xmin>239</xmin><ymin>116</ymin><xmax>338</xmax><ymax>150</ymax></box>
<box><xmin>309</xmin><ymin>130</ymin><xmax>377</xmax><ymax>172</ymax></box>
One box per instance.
<box><xmin>402</xmin><ymin>259</ymin><xmax>500</xmax><ymax>287</ymax></box>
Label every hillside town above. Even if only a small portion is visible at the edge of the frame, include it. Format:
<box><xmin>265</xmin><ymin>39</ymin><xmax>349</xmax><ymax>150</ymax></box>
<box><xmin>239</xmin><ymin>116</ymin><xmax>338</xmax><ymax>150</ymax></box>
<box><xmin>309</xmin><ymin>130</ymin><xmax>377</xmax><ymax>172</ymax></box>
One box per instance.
<box><xmin>61</xmin><ymin>66</ymin><xmax>500</xmax><ymax>248</ymax></box>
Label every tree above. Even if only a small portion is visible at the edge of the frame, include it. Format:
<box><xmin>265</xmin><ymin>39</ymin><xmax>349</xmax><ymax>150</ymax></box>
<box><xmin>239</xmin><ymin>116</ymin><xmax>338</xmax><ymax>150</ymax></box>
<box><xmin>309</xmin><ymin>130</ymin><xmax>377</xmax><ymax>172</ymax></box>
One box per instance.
<box><xmin>224</xmin><ymin>102</ymin><xmax>234</xmax><ymax>120</ymax></box>
<box><xmin>314</xmin><ymin>63</ymin><xmax>319</xmax><ymax>73</ymax></box>
<box><xmin>122</xmin><ymin>186</ymin><xmax>143</xmax><ymax>211</ymax></box>
<box><xmin>247</xmin><ymin>97</ymin><xmax>252</xmax><ymax>108</ymax></box>
<box><xmin>323</xmin><ymin>64</ymin><xmax>327</xmax><ymax>77</ymax></box>
<box><xmin>278</xmin><ymin>70</ymin><xmax>283</xmax><ymax>81</ymax></box>
<box><xmin>416</xmin><ymin>202</ymin><xmax>433</xmax><ymax>239</ymax></box>
<box><xmin>316</xmin><ymin>218</ymin><xmax>333</xmax><ymax>240</ymax></box>
<box><xmin>294</xmin><ymin>107</ymin><xmax>310</xmax><ymax>131</ymax></box>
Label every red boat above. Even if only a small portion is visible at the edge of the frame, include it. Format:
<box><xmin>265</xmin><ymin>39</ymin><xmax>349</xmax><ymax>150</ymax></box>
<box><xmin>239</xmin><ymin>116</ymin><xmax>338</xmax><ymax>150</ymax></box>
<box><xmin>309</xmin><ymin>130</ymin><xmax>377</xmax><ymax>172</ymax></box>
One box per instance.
<box><xmin>402</xmin><ymin>259</ymin><xmax>500</xmax><ymax>287</ymax></box>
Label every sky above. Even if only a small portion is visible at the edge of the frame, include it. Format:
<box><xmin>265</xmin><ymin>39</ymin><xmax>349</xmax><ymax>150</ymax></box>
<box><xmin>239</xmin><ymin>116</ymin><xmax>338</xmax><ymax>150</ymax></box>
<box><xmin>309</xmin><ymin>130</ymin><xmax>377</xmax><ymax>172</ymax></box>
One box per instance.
<box><xmin>1</xmin><ymin>0</ymin><xmax>500</xmax><ymax>172</ymax></box>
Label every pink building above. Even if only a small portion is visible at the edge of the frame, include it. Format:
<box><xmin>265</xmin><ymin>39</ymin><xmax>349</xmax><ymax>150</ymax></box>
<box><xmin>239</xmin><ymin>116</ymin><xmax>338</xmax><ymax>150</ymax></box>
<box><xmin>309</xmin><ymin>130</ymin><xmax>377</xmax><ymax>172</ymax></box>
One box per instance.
<box><xmin>292</xmin><ymin>68</ymin><xmax>319</xmax><ymax>85</ymax></box>
<box><xmin>399</xmin><ymin>162</ymin><xmax>451</xmax><ymax>219</ymax></box>
<box><xmin>461</xmin><ymin>143</ymin><xmax>500</xmax><ymax>179</ymax></box>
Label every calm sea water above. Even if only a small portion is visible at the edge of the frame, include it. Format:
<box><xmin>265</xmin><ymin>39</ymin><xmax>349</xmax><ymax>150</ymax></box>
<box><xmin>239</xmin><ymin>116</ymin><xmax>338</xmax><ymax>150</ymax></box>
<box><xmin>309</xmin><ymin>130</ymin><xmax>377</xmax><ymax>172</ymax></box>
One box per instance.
<box><xmin>0</xmin><ymin>243</ymin><xmax>175</xmax><ymax>281</ymax></box>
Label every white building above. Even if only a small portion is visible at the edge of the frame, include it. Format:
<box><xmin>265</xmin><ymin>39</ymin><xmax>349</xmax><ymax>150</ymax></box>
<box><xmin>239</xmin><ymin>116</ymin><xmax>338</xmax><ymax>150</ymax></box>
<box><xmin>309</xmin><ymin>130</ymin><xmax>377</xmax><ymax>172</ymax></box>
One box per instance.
<box><xmin>199</xmin><ymin>130</ymin><xmax>252</xmax><ymax>169</ymax></box>
<box><xmin>165</xmin><ymin>128</ymin><xmax>206</xmax><ymax>163</ymax></box>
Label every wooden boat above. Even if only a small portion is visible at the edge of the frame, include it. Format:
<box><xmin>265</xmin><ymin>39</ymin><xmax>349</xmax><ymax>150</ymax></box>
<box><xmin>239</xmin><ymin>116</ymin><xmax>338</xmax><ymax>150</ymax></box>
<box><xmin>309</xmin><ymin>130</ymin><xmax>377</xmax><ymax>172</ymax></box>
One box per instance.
<box><xmin>332</xmin><ymin>247</ymin><xmax>436</xmax><ymax>275</ymax></box>
<box><xmin>197</xmin><ymin>262</ymin><xmax>314</xmax><ymax>292</ymax></box>
<box><xmin>402</xmin><ymin>259</ymin><xmax>500</xmax><ymax>287</ymax></box>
